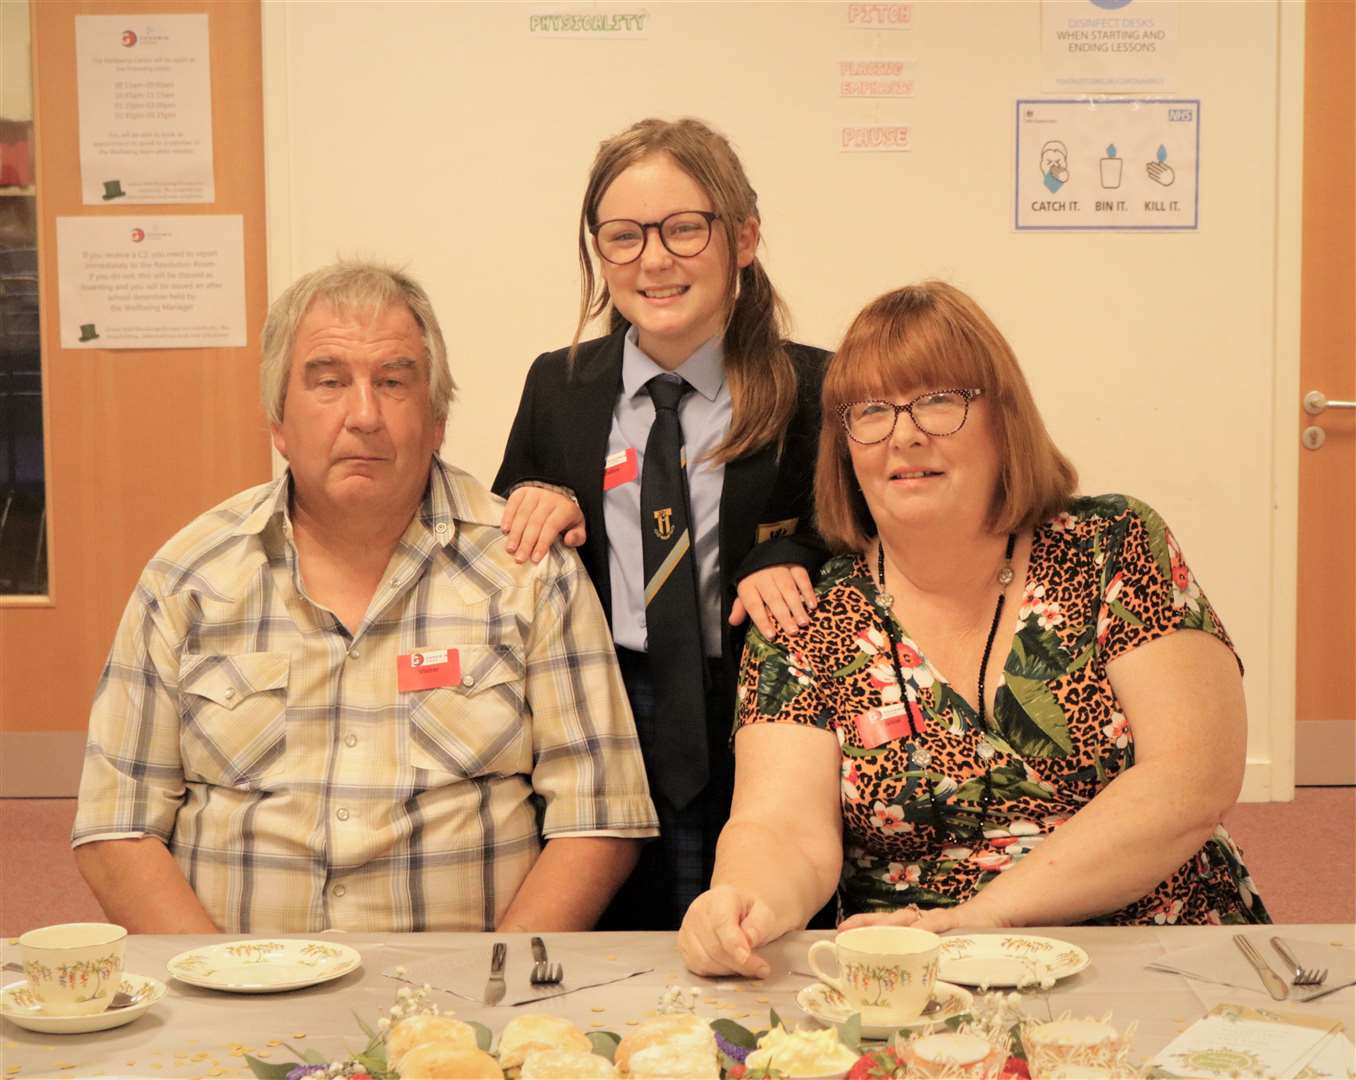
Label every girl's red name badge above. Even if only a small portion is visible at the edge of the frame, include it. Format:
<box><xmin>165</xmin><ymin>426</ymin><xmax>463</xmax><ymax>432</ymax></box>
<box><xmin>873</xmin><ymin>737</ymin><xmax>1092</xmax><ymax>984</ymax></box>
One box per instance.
<box><xmin>603</xmin><ymin>448</ymin><xmax>638</xmax><ymax>491</ymax></box>
<box><xmin>397</xmin><ymin>648</ymin><xmax>461</xmax><ymax>692</ymax></box>
<box><xmin>854</xmin><ymin>702</ymin><xmax>915</xmax><ymax>748</ymax></box>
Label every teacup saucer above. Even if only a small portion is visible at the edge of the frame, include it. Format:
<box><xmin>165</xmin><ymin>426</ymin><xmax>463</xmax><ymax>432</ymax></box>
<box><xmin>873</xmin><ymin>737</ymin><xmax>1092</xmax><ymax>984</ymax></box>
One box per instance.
<box><xmin>797</xmin><ymin>980</ymin><xmax>973</xmax><ymax>1040</ymax></box>
<box><xmin>0</xmin><ymin>974</ymin><xmax>166</xmax><ymax>1034</ymax></box>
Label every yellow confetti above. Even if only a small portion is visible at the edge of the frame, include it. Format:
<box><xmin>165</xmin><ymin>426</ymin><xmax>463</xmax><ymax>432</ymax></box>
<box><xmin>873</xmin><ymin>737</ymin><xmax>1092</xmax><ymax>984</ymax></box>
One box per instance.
<box><xmin>192</xmin><ymin>1052</ymin><xmax>210</xmax><ymax>1061</ymax></box>
<box><xmin>292</xmin><ymin>1032</ymin><xmax>307</xmax><ymax>1039</ymax></box>
<box><xmin>209</xmin><ymin>1071</ymin><xmax>226</xmax><ymax>1077</ymax></box>
<box><xmin>590</xmin><ymin>1022</ymin><xmax>606</xmax><ymax>1029</ymax></box>
<box><xmin>606</xmin><ymin>954</ymin><xmax>618</xmax><ymax>960</ymax></box>
<box><xmin>591</xmin><ymin>1006</ymin><xmax>606</xmax><ymax>1013</ymax></box>
<box><xmin>755</xmin><ymin>996</ymin><xmax>769</xmax><ymax>1003</ymax></box>
<box><xmin>626</xmin><ymin>1019</ymin><xmax>639</xmax><ymax>1026</ymax></box>
<box><xmin>267</xmin><ymin>1040</ymin><xmax>283</xmax><ymax>1047</ymax></box>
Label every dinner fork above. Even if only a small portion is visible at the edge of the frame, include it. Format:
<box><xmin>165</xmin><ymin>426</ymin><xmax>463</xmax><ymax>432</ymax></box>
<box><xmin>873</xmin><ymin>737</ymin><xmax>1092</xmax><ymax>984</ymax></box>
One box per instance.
<box><xmin>1271</xmin><ymin>937</ymin><xmax>1327</xmax><ymax>987</ymax></box>
<box><xmin>529</xmin><ymin>935</ymin><xmax>563</xmax><ymax>986</ymax></box>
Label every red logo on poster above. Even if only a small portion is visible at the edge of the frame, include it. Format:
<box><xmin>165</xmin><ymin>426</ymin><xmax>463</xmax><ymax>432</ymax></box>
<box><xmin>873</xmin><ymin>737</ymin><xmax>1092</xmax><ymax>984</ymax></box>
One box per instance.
<box><xmin>121</xmin><ymin>30</ymin><xmax>137</xmax><ymax>47</ymax></box>
<box><xmin>130</xmin><ymin>228</ymin><xmax>145</xmax><ymax>243</ymax></box>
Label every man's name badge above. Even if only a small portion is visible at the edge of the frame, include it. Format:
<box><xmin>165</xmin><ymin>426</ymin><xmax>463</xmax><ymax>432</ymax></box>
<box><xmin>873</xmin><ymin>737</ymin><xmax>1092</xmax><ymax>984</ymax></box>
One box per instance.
<box><xmin>397</xmin><ymin>648</ymin><xmax>461</xmax><ymax>692</ymax></box>
<box><xmin>854</xmin><ymin>701</ymin><xmax>917</xmax><ymax>749</ymax></box>
<box><xmin>603</xmin><ymin>447</ymin><xmax>638</xmax><ymax>491</ymax></box>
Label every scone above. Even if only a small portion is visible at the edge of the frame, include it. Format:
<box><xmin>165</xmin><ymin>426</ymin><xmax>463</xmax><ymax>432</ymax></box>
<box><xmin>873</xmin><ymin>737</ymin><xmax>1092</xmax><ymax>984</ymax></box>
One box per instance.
<box><xmin>614</xmin><ymin>1014</ymin><xmax>718</xmax><ymax>1078</ymax></box>
<box><xmin>395</xmin><ymin>1041</ymin><xmax>504</xmax><ymax>1079</ymax></box>
<box><xmin>496</xmin><ymin>1014</ymin><xmax>594</xmax><ymax>1070</ymax></box>
<box><xmin>386</xmin><ymin>1014</ymin><xmax>479</xmax><ymax>1070</ymax></box>
<box><xmin>520</xmin><ymin>1049</ymin><xmax>619</xmax><ymax>1078</ymax></box>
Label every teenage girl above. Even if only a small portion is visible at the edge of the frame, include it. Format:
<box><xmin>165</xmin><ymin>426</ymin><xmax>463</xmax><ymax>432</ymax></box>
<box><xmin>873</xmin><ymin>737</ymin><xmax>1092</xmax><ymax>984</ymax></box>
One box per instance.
<box><xmin>494</xmin><ymin>118</ymin><xmax>828</xmax><ymax>930</ymax></box>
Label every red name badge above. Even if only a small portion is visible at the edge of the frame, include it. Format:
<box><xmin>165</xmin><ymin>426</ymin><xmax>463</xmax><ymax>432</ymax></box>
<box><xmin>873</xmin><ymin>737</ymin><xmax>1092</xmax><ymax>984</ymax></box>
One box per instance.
<box><xmin>603</xmin><ymin>447</ymin><xmax>638</xmax><ymax>491</ymax></box>
<box><xmin>397</xmin><ymin>648</ymin><xmax>461</xmax><ymax>692</ymax></box>
<box><xmin>854</xmin><ymin>701</ymin><xmax>918</xmax><ymax>749</ymax></box>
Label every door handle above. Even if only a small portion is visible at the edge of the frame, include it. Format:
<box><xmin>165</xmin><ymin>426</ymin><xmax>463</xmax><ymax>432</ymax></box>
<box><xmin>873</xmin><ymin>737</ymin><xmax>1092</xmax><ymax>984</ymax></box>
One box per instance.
<box><xmin>1304</xmin><ymin>390</ymin><xmax>1356</xmax><ymax>415</ymax></box>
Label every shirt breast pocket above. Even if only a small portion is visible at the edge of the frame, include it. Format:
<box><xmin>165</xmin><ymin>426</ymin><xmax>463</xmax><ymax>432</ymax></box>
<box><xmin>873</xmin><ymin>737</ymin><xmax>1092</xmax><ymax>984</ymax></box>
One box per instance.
<box><xmin>408</xmin><ymin>644</ymin><xmax>528</xmax><ymax>779</ymax></box>
<box><xmin>178</xmin><ymin>652</ymin><xmax>289</xmax><ymax>788</ymax></box>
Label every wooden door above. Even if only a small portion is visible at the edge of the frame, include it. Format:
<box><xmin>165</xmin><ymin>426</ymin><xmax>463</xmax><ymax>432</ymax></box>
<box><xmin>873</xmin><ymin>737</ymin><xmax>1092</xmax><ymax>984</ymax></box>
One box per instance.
<box><xmin>0</xmin><ymin>1</ymin><xmax>269</xmax><ymax>796</ymax></box>
<box><xmin>1295</xmin><ymin>0</ymin><xmax>1355</xmax><ymax>785</ymax></box>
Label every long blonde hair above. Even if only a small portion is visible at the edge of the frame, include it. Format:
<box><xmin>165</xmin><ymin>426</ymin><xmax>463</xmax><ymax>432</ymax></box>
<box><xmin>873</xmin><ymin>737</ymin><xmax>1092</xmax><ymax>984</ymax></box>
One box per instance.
<box><xmin>573</xmin><ymin>118</ymin><xmax>798</xmax><ymax>463</ymax></box>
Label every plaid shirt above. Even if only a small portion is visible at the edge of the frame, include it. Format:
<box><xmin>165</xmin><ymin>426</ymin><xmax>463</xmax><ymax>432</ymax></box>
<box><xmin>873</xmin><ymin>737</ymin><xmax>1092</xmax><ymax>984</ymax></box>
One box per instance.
<box><xmin>73</xmin><ymin>458</ymin><xmax>658</xmax><ymax>932</ymax></box>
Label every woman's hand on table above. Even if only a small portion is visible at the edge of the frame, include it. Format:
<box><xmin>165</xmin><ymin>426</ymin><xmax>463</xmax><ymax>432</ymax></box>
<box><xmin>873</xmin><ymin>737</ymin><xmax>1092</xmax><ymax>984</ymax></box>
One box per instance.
<box><xmin>679</xmin><ymin>884</ymin><xmax>777</xmax><ymax>978</ymax></box>
<box><xmin>839</xmin><ymin>900</ymin><xmax>1013</xmax><ymax>935</ymax></box>
<box><xmin>501</xmin><ymin>485</ymin><xmax>585</xmax><ymax>563</ymax></box>
<box><xmin>730</xmin><ymin>564</ymin><xmax>817</xmax><ymax>640</ymax></box>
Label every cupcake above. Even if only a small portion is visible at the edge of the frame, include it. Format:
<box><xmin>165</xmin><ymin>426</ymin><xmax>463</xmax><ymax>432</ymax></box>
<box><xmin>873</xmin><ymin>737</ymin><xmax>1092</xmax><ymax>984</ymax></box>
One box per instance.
<box><xmin>897</xmin><ymin>1031</ymin><xmax>1006</xmax><ymax>1077</ymax></box>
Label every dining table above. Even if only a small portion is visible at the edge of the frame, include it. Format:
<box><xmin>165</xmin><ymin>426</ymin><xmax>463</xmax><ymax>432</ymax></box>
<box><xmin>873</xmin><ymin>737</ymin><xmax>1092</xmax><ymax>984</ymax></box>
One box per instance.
<box><xmin>1</xmin><ymin>924</ymin><xmax>1352</xmax><ymax>1079</ymax></box>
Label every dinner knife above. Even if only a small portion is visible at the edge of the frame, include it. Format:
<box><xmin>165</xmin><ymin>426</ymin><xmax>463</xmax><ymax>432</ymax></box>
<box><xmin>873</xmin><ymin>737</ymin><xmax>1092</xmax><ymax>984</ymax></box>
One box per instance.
<box><xmin>482</xmin><ymin>941</ymin><xmax>507</xmax><ymax>1006</ymax></box>
<box><xmin>1233</xmin><ymin>933</ymin><xmax>1288</xmax><ymax>1001</ymax></box>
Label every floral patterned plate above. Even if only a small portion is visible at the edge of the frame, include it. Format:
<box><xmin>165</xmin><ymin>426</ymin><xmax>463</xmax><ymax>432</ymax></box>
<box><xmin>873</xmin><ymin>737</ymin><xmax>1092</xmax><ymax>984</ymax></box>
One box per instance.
<box><xmin>939</xmin><ymin>934</ymin><xmax>1090</xmax><ymax>988</ymax></box>
<box><xmin>797</xmin><ymin>980</ymin><xmax>974</xmax><ymax>1040</ymax></box>
<box><xmin>166</xmin><ymin>939</ymin><xmax>361</xmax><ymax>993</ymax></box>
<box><xmin>0</xmin><ymin>974</ymin><xmax>166</xmax><ymax>1034</ymax></box>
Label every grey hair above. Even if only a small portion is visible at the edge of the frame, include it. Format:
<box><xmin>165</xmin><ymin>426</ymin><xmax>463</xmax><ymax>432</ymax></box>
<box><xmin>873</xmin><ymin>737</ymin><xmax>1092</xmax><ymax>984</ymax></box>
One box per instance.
<box><xmin>260</xmin><ymin>260</ymin><xmax>456</xmax><ymax>424</ymax></box>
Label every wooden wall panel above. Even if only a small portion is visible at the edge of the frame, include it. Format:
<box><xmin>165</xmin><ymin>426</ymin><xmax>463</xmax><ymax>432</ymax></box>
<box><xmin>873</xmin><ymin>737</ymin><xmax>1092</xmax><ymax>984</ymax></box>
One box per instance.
<box><xmin>0</xmin><ymin>1</ymin><xmax>269</xmax><ymax>794</ymax></box>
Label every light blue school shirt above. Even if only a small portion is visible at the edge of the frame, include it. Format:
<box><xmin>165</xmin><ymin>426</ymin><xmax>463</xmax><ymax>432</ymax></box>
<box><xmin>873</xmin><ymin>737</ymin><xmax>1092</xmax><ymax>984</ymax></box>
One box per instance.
<box><xmin>606</xmin><ymin>328</ymin><xmax>730</xmax><ymax>658</ymax></box>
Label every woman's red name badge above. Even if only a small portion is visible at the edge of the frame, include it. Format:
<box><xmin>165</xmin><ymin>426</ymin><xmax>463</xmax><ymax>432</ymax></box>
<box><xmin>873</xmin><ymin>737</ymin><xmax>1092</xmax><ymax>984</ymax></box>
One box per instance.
<box><xmin>854</xmin><ymin>702</ymin><xmax>913</xmax><ymax>748</ymax></box>
<box><xmin>603</xmin><ymin>448</ymin><xmax>638</xmax><ymax>491</ymax></box>
<box><xmin>397</xmin><ymin>648</ymin><xmax>461</xmax><ymax>692</ymax></box>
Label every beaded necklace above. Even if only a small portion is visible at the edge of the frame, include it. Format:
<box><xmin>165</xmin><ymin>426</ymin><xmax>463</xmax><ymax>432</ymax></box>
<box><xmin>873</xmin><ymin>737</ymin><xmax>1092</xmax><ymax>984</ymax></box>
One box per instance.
<box><xmin>873</xmin><ymin>532</ymin><xmax>1017</xmax><ymax>839</ymax></box>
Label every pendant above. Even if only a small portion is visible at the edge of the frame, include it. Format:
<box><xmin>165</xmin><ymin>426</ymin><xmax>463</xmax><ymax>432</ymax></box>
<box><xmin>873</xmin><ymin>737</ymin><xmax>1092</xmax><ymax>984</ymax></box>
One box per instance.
<box><xmin>997</xmin><ymin>565</ymin><xmax>1015</xmax><ymax>587</ymax></box>
<box><xmin>878</xmin><ymin>591</ymin><xmax>894</xmax><ymax>608</ymax></box>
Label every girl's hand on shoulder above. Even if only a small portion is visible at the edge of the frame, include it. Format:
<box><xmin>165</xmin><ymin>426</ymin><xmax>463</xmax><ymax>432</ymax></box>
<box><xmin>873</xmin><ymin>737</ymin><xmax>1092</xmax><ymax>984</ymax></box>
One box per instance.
<box><xmin>501</xmin><ymin>485</ymin><xmax>585</xmax><ymax>564</ymax></box>
<box><xmin>730</xmin><ymin>564</ymin><xmax>817</xmax><ymax>640</ymax></box>
<box><xmin>678</xmin><ymin>884</ymin><xmax>776</xmax><ymax>979</ymax></box>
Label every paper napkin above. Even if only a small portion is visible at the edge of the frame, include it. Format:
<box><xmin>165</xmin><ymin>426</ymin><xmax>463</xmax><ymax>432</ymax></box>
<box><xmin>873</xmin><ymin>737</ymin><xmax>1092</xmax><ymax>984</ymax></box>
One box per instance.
<box><xmin>1147</xmin><ymin>1002</ymin><xmax>1348</xmax><ymax>1079</ymax></box>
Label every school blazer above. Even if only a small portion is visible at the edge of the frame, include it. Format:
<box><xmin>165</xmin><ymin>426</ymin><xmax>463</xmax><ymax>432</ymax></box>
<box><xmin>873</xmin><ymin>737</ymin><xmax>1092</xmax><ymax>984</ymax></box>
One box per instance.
<box><xmin>493</xmin><ymin>325</ymin><xmax>829</xmax><ymax>707</ymax></box>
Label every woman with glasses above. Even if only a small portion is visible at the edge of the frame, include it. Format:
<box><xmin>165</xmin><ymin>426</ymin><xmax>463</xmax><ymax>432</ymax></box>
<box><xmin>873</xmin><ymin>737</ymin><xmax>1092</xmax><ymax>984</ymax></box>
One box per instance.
<box><xmin>679</xmin><ymin>281</ymin><xmax>1267</xmax><ymax>976</ymax></box>
<box><xmin>494</xmin><ymin>118</ymin><xmax>829</xmax><ymax>931</ymax></box>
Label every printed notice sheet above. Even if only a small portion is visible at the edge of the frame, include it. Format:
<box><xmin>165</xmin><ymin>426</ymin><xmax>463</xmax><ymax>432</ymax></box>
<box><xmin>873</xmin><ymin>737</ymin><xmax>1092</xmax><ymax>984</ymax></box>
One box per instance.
<box><xmin>1041</xmin><ymin>0</ymin><xmax>1178</xmax><ymax>92</ymax></box>
<box><xmin>57</xmin><ymin>215</ymin><xmax>245</xmax><ymax>349</ymax></box>
<box><xmin>1015</xmin><ymin>99</ymin><xmax>1199</xmax><ymax>231</ymax></box>
<box><xmin>75</xmin><ymin>13</ymin><xmax>214</xmax><ymax>205</ymax></box>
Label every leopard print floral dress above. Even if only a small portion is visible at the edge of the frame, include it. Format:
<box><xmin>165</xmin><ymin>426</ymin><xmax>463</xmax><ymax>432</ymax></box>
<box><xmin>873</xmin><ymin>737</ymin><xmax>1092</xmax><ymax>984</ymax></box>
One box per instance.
<box><xmin>735</xmin><ymin>495</ymin><xmax>1269</xmax><ymax>925</ymax></box>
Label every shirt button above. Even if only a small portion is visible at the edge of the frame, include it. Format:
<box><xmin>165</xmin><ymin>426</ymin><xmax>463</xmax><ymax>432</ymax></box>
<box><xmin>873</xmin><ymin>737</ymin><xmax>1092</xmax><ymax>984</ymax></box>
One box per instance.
<box><xmin>390</xmin><ymin>576</ymin><xmax>402</xmax><ymax>588</ymax></box>
<box><xmin>435</xmin><ymin>522</ymin><xmax>450</xmax><ymax>536</ymax></box>
<box><xmin>349</xmin><ymin>647</ymin><xmax>360</xmax><ymax>660</ymax></box>
<box><xmin>335</xmin><ymin>807</ymin><xmax>350</xmax><ymax>822</ymax></box>
<box><xmin>344</xmin><ymin>733</ymin><xmax>358</xmax><ymax>748</ymax></box>
<box><xmin>332</xmin><ymin>884</ymin><xmax>347</xmax><ymax>898</ymax></box>
<box><xmin>461</xmin><ymin>675</ymin><xmax>475</xmax><ymax>688</ymax></box>
<box><xmin>223</xmin><ymin>688</ymin><xmax>236</xmax><ymax>700</ymax></box>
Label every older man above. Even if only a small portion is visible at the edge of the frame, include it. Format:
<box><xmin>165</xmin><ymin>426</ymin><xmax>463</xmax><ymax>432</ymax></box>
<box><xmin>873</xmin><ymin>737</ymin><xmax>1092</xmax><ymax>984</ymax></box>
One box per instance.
<box><xmin>72</xmin><ymin>262</ymin><xmax>658</xmax><ymax>933</ymax></box>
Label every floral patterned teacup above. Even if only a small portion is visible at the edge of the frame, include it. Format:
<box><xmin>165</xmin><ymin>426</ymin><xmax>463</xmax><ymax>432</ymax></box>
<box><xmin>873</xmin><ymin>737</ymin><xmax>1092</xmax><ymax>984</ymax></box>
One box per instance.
<box><xmin>18</xmin><ymin>922</ymin><xmax>127</xmax><ymax>1016</ymax></box>
<box><xmin>807</xmin><ymin>926</ymin><xmax>940</xmax><ymax>1024</ymax></box>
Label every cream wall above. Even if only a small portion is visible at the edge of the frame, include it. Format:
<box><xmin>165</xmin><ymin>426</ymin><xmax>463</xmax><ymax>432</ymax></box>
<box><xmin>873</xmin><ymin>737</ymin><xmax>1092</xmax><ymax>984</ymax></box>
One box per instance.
<box><xmin>262</xmin><ymin>1</ymin><xmax>1303</xmax><ymax>800</ymax></box>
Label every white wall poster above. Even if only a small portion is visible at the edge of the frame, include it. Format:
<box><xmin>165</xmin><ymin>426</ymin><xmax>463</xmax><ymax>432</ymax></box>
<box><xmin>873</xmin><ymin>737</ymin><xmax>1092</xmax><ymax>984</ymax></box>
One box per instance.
<box><xmin>1015</xmin><ymin>98</ymin><xmax>1199</xmax><ymax>231</ymax></box>
<box><xmin>57</xmin><ymin>215</ymin><xmax>246</xmax><ymax>349</ymax></box>
<box><xmin>1041</xmin><ymin>0</ymin><xmax>1178</xmax><ymax>92</ymax></box>
<box><xmin>75</xmin><ymin>13</ymin><xmax>215</xmax><ymax>205</ymax></box>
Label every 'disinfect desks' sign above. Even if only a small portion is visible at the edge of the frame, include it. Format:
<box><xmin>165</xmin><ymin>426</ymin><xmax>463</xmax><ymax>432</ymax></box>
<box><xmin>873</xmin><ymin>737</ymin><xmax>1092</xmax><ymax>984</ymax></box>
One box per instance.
<box><xmin>1015</xmin><ymin>99</ymin><xmax>1199</xmax><ymax>231</ymax></box>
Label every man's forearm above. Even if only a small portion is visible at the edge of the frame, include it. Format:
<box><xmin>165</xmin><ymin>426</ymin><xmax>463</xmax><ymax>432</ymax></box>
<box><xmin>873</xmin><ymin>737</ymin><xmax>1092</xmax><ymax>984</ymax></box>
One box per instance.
<box><xmin>497</xmin><ymin>836</ymin><xmax>642</xmax><ymax>932</ymax></box>
<box><xmin>74</xmin><ymin>837</ymin><xmax>219</xmax><ymax>933</ymax></box>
